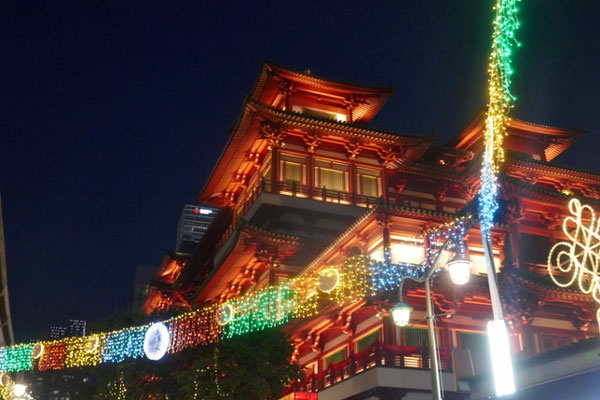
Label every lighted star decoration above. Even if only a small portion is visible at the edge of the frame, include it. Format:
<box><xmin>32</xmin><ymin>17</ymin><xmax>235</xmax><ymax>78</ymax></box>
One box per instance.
<box><xmin>548</xmin><ymin>198</ymin><xmax>600</xmax><ymax>327</ymax></box>
<box><xmin>479</xmin><ymin>0</ymin><xmax>521</xmax><ymax>237</ymax></box>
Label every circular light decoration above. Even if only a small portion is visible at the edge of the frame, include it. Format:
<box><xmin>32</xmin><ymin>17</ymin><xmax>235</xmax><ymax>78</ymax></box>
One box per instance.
<box><xmin>0</xmin><ymin>373</ymin><xmax>10</xmax><ymax>387</ymax></box>
<box><xmin>318</xmin><ymin>267</ymin><xmax>340</xmax><ymax>293</ymax></box>
<box><xmin>143</xmin><ymin>323</ymin><xmax>170</xmax><ymax>361</ymax></box>
<box><xmin>32</xmin><ymin>343</ymin><xmax>45</xmax><ymax>359</ymax></box>
<box><xmin>216</xmin><ymin>303</ymin><xmax>234</xmax><ymax>326</ymax></box>
<box><xmin>85</xmin><ymin>336</ymin><xmax>100</xmax><ymax>353</ymax></box>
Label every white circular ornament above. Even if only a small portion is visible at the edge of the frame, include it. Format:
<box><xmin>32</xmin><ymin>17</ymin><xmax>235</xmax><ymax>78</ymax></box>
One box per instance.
<box><xmin>144</xmin><ymin>323</ymin><xmax>170</xmax><ymax>361</ymax></box>
<box><xmin>32</xmin><ymin>343</ymin><xmax>45</xmax><ymax>359</ymax></box>
<box><xmin>318</xmin><ymin>267</ymin><xmax>340</xmax><ymax>293</ymax></box>
<box><xmin>216</xmin><ymin>303</ymin><xmax>234</xmax><ymax>326</ymax></box>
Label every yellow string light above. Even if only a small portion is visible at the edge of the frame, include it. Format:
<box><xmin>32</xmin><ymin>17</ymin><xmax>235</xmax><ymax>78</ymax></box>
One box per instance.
<box><xmin>64</xmin><ymin>334</ymin><xmax>103</xmax><ymax>368</ymax></box>
<box><xmin>548</xmin><ymin>198</ymin><xmax>600</xmax><ymax>326</ymax></box>
<box><xmin>480</xmin><ymin>0</ymin><xmax>520</xmax><ymax>236</ymax></box>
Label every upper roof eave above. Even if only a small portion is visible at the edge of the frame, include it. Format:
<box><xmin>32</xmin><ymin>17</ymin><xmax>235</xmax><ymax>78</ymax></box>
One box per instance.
<box><xmin>446</xmin><ymin>111</ymin><xmax>585</xmax><ymax>161</ymax></box>
<box><xmin>251</xmin><ymin>60</ymin><xmax>396</xmax><ymax>123</ymax></box>
<box><xmin>297</xmin><ymin>204</ymin><xmax>476</xmax><ymax>279</ymax></box>
<box><xmin>506</xmin><ymin>158</ymin><xmax>600</xmax><ymax>182</ymax></box>
<box><xmin>196</xmin><ymin>98</ymin><xmax>436</xmax><ymax>203</ymax></box>
<box><xmin>189</xmin><ymin>222</ymin><xmax>300</xmax><ymax>303</ymax></box>
<box><xmin>250</xmin><ymin>98</ymin><xmax>434</xmax><ymax>144</ymax></box>
<box><xmin>252</xmin><ymin>60</ymin><xmax>396</xmax><ymax>98</ymax></box>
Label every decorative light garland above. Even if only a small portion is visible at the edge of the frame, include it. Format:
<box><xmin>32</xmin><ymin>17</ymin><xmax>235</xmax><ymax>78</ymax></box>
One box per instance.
<box><xmin>479</xmin><ymin>0</ymin><xmax>520</xmax><ymax>236</ymax></box>
<box><xmin>0</xmin><ymin>218</ymin><xmax>469</xmax><ymax>373</ymax></box>
<box><xmin>372</xmin><ymin>260</ymin><xmax>426</xmax><ymax>293</ymax></box>
<box><xmin>38</xmin><ymin>341</ymin><xmax>67</xmax><ymax>371</ymax></box>
<box><xmin>548</xmin><ymin>198</ymin><xmax>600</xmax><ymax>326</ymax></box>
<box><xmin>0</xmin><ymin>345</ymin><xmax>34</xmax><ymax>372</ymax></box>
<box><xmin>101</xmin><ymin>326</ymin><xmax>147</xmax><ymax>363</ymax></box>
<box><xmin>0</xmin><ymin>373</ymin><xmax>15</xmax><ymax>400</ymax></box>
<box><xmin>64</xmin><ymin>335</ymin><xmax>103</xmax><ymax>368</ymax></box>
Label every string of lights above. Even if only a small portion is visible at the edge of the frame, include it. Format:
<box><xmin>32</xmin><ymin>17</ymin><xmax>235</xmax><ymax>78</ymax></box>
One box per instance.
<box><xmin>101</xmin><ymin>326</ymin><xmax>147</xmax><ymax>363</ymax></box>
<box><xmin>64</xmin><ymin>335</ymin><xmax>103</xmax><ymax>368</ymax></box>
<box><xmin>0</xmin><ymin>218</ymin><xmax>468</xmax><ymax>374</ymax></box>
<box><xmin>479</xmin><ymin>0</ymin><xmax>520</xmax><ymax>236</ymax></box>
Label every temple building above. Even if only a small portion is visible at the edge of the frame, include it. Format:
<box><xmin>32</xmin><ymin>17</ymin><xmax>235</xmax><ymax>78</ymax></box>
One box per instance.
<box><xmin>142</xmin><ymin>61</ymin><xmax>599</xmax><ymax>399</ymax></box>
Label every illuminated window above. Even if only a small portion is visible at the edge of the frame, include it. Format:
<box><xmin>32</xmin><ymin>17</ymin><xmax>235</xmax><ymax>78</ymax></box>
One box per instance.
<box><xmin>262</xmin><ymin>164</ymin><xmax>271</xmax><ymax>191</ymax></box>
<box><xmin>296</xmin><ymin>106</ymin><xmax>347</xmax><ymax>122</ymax></box>
<box><xmin>391</xmin><ymin>243</ymin><xmax>425</xmax><ymax>264</ymax></box>
<box><xmin>356</xmin><ymin>329</ymin><xmax>380</xmax><ymax>352</ymax></box>
<box><xmin>324</xmin><ymin>347</ymin><xmax>346</xmax><ymax>368</ymax></box>
<box><xmin>470</xmin><ymin>252</ymin><xmax>501</xmax><ymax>275</ymax></box>
<box><xmin>404</xmin><ymin>326</ymin><xmax>428</xmax><ymax>347</ymax></box>
<box><xmin>356</xmin><ymin>167</ymin><xmax>382</xmax><ymax>197</ymax></box>
<box><xmin>460</xmin><ymin>332</ymin><xmax>488</xmax><ymax>354</ymax></box>
<box><xmin>540</xmin><ymin>334</ymin><xmax>572</xmax><ymax>353</ymax></box>
<box><xmin>279</xmin><ymin>154</ymin><xmax>306</xmax><ymax>186</ymax></box>
<box><xmin>315</xmin><ymin>160</ymin><xmax>348</xmax><ymax>192</ymax></box>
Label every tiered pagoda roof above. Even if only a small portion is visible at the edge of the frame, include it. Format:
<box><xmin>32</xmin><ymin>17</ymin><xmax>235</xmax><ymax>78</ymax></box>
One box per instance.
<box><xmin>252</xmin><ymin>60</ymin><xmax>395</xmax><ymax>123</ymax></box>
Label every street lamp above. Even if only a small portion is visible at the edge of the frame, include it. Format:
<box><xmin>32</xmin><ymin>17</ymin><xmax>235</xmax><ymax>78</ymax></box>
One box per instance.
<box><xmin>13</xmin><ymin>383</ymin><xmax>27</xmax><ymax>397</ymax></box>
<box><xmin>13</xmin><ymin>384</ymin><xmax>27</xmax><ymax>396</ymax></box>
<box><xmin>447</xmin><ymin>256</ymin><xmax>471</xmax><ymax>286</ymax></box>
<box><xmin>391</xmin><ymin>235</ymin><xmax>471</xmax><ymax>400</ymax></box>
<box><xmin>391</xmin><ymin>301</ymin><xmax>413</xmax><ymax>327</ymax></box>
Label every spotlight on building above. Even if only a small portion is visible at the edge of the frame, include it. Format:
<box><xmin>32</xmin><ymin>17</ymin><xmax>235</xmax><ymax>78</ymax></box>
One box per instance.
<box><xmin>391</xmin><ymin>301</ymin><xmax>413</xmax><ymax>327</ymax></box>
<box><xmin>447</xmin><ymin>256</ymin><xmax>471</xmax><ymax>285</ymax></box>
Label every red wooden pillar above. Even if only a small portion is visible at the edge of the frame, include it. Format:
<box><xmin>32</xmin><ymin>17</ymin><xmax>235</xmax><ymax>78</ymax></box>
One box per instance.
<box><xmin>381</xmin><ymin>168</ymin><xmax>389</xmax><ymax>203</ymax></box>
<box><xmin>271</xmin><ymin>146</ymin><xmax>280</xmax><ymax>193</ymax></box>
<box><xmin>307</xmin><ymin>152</ymin><xmax>314</xmax><ymax>198</ymax></box>
<box><xmin>349</xmin><ymin>159</ymin><xmax>356</xmax><ymax>205</ymax></box>
<box><xmin>382</xmin><ymin>316</ymin><xmax>397</xmax><ymax>346</ymax></box>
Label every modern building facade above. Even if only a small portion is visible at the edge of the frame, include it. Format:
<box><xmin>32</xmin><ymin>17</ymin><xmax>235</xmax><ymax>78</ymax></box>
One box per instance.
<box><xmin>129</xmin><ymin>263</ymin><xmax>157</xmax><ymax>313</ymax></box>
<box><xmin>142</xmin><ymin>62</ymin><xmax>599</xmax><ymax>399</ymax></box>
<box><xmin>48</xmin><ymin>326</ymin><xmax>67</xmax><ymax>340</ymax></box>
<box><xmin>175</xmin><ymin>204</ymin><xmax>219</xmax><ymax>254</ymax></box>
<box><xmin>67</xmin><ymin>320</ymin><xmax>86</xmax><ymax>337</ymax></box>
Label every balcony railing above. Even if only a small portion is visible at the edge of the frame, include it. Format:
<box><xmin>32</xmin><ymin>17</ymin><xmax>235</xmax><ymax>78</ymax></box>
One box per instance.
<box><xmin>284</xmin><ymin>341</ymin><xmax>451</xmax><ymax>395</ymax></box>
<box><xmin>216</xmin><ymin>178</ymin><xmax>397</xmax><ymax>252</ymax></box>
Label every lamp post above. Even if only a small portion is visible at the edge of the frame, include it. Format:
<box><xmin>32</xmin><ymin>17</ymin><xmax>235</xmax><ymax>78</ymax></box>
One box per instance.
<box><xmin>391</xmin><ymin>237</ymin><xmax>471</xmax><ymax>400</ymax></box>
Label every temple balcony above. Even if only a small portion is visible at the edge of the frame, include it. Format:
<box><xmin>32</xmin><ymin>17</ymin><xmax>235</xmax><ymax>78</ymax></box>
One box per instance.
<box><xmin>215</xmin><ymin>177</ymin><xmax>384</xmax><ymax>254</ymax></box>
<box><xmin>284</xmin><ymin>341</ymin><xmax>466</xmax><ymax>400</ymax></box>
<box><xmin>215</xmin><ymin>176</ymin><xmax>446</xmax><ymax>256</ymax></box>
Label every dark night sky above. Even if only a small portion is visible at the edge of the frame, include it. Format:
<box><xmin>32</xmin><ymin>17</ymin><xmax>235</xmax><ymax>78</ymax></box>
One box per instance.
<box><xmin>1</xmin><ymin>1</ymin><xmax>599</xmax><ymax>341</ymax></box>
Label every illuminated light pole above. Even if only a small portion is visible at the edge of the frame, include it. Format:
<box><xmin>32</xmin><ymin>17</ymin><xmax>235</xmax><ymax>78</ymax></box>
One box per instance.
<box><xmin>478</xmin><ymin>0</ymin><xmax>520</xmax><ymax>396</ymax></box>
<box><xmin>391</xmin><ymin>235</ymin><xmax>471</xmax><ymax>400</ymax></box>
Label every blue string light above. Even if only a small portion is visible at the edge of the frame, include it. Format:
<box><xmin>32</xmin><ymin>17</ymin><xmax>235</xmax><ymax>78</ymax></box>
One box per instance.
<box><xmin>479</xmin><ymin>159</ymin><xmax>498</xmax><ymax>238</ymax></box>
<box><xmin>101</xmin><ymin>327</ymin><xmax>147</xmax><ymax>363</ymax></box>
<box><xmin>371</xmin><ymin>260</ymin><xmax>426</xmax><ymax>292</ymax></box>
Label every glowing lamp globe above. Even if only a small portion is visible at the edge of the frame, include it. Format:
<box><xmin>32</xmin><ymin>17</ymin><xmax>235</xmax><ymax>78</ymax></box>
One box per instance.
<box><xmin>391</xmin><ymin>301</ymin><xmax>412</xmax><ymax>327</ymax></box>
<box><xmin>13</xmin><ymin>384</ymin><xmax>27</xmax><ymax>396</ymax></box>
<box><xmin>447</xmin><ymin>257</ymin><xmax>471</xmax><ymax>285</ymax></box>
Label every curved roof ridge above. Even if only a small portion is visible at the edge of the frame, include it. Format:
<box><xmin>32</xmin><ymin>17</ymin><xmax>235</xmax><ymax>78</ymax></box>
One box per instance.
<box><xmin>260</xmin><ymin>59</ymin><xmax>396</xmax><ymax>93</ymax></box>
<box><xmin>249</xmin><ymin>97</ymin><xmax>435</xmax><ymax>141</ymax></box>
